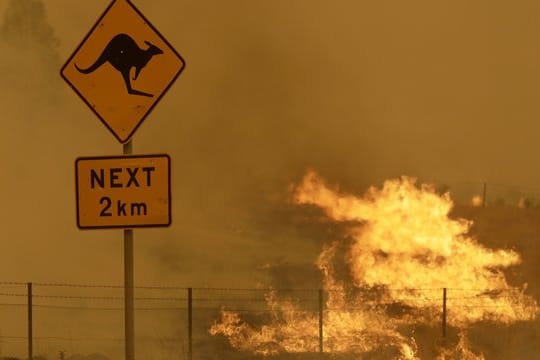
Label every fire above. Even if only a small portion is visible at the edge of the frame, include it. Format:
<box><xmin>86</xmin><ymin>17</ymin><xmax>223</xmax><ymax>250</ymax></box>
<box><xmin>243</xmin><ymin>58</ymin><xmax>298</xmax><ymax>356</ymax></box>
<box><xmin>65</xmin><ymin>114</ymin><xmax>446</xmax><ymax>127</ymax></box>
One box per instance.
<box><xmin>518</xmin><ymin>197</ymin><xmax>530</xmax><ymax>209</ymax></box>
<box><xmin>436</xmin><ymin>331</ymin><xmax>486</xmax><ymax>360</ymax></box>
<box><xmin>210</xmin><ymin>170</ymin><xmax>538</xmax><ymax>358</ymax></box>
<box><xmin>471</xmin><ymin>195</ymin><xmax>482</xmax><ymax>207</ymax></box>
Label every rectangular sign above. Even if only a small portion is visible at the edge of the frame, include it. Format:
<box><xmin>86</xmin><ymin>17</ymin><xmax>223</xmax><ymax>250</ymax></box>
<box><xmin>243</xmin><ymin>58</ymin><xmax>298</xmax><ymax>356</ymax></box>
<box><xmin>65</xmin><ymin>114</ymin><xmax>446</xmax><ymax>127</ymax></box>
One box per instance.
<box><xmin>75</xmin><ymin>154</ymin><xmax>171</xmax><ymax>229</ymax></box>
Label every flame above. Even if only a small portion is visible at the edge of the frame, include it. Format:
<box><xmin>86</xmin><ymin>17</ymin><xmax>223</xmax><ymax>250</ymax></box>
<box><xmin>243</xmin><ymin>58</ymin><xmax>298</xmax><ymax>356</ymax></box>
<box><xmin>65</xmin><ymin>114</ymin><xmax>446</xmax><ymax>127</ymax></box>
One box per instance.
<box><xmin>210</xmin><ymin>170</ymin><xmax>538</xmax><ymax>358</ymax></box>
<box><xmin>471</xmin><ymin>195</ymin><xmax>482</xmax><ymax>207</ymax></box>
<box><xmin>518</xmin><ymin>197</ymin><xmax>530</xmax><ymax>209</ymax></box>
<box><xmin>436</xmin><ymin>331</ymin><xmax>485</xmax><ymax>360</ymax></box>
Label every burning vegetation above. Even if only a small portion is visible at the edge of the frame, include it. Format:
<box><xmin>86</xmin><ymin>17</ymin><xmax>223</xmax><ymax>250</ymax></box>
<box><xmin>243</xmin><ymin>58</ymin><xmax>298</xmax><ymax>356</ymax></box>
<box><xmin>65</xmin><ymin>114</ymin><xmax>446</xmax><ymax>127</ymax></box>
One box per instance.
<box><xmin>210</xmin><ymin>170</ymin><xmax>538</xmax><ymax>359</ymax></box>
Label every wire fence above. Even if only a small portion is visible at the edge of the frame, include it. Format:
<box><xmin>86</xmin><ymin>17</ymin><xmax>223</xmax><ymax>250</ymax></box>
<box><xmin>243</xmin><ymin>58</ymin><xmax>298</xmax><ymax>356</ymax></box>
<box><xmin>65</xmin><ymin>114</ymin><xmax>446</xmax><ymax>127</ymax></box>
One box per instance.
<box><xmin>415</xmin><ymin>179</ymin><xmax>540</xmax><ymax>208</ymax></box>
<box><xmin>0</xmin><ymin>281</ymin><xmax>537</xmax><ymax>360</ymax></box>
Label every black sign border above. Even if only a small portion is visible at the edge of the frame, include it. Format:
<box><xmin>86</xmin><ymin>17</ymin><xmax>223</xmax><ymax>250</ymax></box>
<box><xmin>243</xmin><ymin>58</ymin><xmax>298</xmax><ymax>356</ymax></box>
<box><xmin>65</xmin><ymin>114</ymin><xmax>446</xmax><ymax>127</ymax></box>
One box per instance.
<box><xmin>75</xmin><ymin>154</ymin><xmax>172</xmax><ymax>229</ymax></box>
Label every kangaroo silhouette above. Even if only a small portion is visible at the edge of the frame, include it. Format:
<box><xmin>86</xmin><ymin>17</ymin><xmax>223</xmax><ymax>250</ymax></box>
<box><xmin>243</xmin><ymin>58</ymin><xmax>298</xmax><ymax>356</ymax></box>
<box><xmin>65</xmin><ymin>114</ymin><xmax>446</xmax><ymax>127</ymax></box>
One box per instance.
<box><xmin>75</xmin><ymin>33</ymin><xmax>163</xmax><ymax>97</ymax></box>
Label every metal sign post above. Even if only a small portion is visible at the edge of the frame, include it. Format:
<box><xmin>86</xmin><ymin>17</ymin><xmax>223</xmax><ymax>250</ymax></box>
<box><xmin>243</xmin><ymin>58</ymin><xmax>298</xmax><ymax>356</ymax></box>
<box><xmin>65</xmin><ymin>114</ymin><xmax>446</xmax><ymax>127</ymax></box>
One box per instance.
<box><xmin>123</xmin><ymin>140</ymin><xmax>134</xmax><ymax>360</ymax></box>
<box><xmin>27</xmin><ymin>282</ymin><xmax>32</xmax><ymax>360</ymax></box>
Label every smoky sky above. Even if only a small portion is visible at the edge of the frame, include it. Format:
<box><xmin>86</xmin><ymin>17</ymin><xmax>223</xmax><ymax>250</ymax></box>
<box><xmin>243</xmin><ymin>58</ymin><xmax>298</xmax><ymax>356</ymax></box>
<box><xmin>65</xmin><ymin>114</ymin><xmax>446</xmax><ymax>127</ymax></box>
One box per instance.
<box><xmin>0</xmin><ymin>0</ymin><xmax>539</xmax><ymax>293</ymax></box>
<box><xmin>0</xmin><ymin>0</ymin><xmax>538</xmax><ymax>291</ymax></box>
<box><xmin>1</xmin><ymin>1</ymin><xmax>540</xmax><ymax>358</ymax></box>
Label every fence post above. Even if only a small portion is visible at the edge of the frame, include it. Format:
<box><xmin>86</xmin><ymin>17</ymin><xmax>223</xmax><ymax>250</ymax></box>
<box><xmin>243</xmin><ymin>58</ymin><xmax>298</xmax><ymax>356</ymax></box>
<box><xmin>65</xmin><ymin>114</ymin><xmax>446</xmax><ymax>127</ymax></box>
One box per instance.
<box><xmin>482</xmin><ymin>182</ymin><xmax>487</xmax><ymax>207</ymax></box>
<box><xmin>188</xmin><ymin>288</ymin><xmax>192</xmax><ymax>360</ymax></box>
<box><xmin>442</xmin><ymin>288</ymin><xmax>447</xmax><ymax>339</ymax></box>
<box><xmin>27</xmin><ymin>282</ymin><xmax>32</xmax><ymax>360</ymax></box>
<box><xmin>318</xmin><ymin>289</ymin><xmax>323</xmax><ymax>353</ymax></box>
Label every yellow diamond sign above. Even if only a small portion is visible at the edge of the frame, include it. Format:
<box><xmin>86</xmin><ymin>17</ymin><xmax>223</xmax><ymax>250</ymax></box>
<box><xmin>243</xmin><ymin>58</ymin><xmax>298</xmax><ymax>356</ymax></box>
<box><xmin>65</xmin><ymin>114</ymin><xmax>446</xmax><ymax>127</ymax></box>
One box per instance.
<box><xmin>61</xmin><ymin>0</ymin><xmax>185</xmax><ymax>143</ymax></box>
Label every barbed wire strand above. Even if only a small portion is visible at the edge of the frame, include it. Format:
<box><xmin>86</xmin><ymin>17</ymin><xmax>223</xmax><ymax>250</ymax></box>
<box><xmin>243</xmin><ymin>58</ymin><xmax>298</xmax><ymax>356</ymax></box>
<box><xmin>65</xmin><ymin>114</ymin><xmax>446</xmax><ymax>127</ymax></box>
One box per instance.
<box><xmin>0</xmin><ymin>282</ymin><xmax>526</xmax><ymax>293</ymax></box>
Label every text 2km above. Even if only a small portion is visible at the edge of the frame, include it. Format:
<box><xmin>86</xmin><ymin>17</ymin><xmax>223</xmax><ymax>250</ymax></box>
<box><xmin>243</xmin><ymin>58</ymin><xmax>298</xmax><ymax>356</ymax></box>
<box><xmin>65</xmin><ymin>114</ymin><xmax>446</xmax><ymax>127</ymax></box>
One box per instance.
<box><xmin>89</xmin><ymin>166</ymin><xmax>156</xmax><ymax>218</ymax></box>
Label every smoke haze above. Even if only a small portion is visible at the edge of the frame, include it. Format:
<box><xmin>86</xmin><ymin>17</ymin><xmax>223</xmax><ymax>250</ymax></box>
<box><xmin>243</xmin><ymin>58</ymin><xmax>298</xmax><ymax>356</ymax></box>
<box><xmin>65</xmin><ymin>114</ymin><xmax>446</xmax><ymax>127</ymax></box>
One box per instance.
<box><xmin>1</xmin><ymin>0</ymin><xmax>540</xmax><ymax>359</ymax></box>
